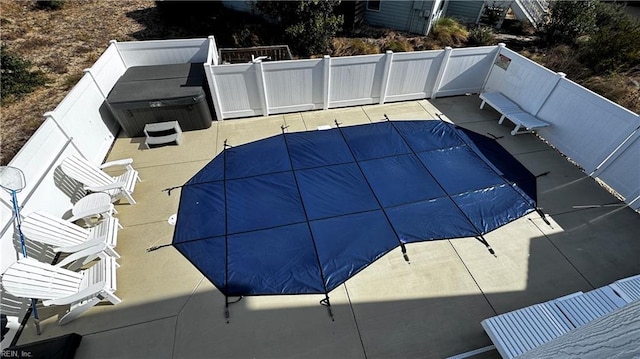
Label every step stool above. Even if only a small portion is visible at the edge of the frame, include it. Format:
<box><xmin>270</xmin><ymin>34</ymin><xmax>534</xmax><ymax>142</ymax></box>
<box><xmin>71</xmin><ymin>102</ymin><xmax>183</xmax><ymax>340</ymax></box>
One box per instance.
<box><xmin>144</xmin><ymin>121</ymin><xmax>182</xmax><ymax>149</ymax></box>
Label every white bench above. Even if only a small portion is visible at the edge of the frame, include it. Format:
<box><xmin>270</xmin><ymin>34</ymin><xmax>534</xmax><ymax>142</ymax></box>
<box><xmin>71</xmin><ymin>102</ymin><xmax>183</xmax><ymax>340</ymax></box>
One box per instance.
<box><xmin>144</xmin><ymin>121</ymin><xmax>182</xmax><ymax>148</ymax></box>
<box><xmin>479</xmin><ymin>92</ymin><xmax>550</xmax><ymax>135</ymax></box>
<box><xmin>481</xmin><ymin>293</ymin><xmax>580</xmax><ymax>359</ymax></box>
<box><xmin>609</xmin><ymin>274</ymin><xmax>640</xmax><ymax>303</ymax></box>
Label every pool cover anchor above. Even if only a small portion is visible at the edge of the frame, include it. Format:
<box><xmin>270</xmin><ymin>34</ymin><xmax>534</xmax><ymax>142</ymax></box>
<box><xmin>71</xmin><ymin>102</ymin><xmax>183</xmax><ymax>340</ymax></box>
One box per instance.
<box><xmin>224</xmin><ymin>296</ymin><xmax>244</xmax><ymax>324</ymax></box>
<box><xmin>320</xmin><ymin>295</ymin><xmax>334</xmax><ymax>321</ymax></box>
<box><xmin>476</xmin><ymin>236</ymin><xmax>496</xmax><ymax>257</ymax></box>
<box><xmin>162</xmin><ymin>185</ymin><xmax>182</xmax><ymax>196</ymax></box>
<box><xmin>400</xmin><ymin>243</ymin><xmax>410</xmax><ymax>263</ymax></box>
<box><xmin>533</xmin><ymin>172</ymin><xmax>551</xmax><ymax>225</ymax></box>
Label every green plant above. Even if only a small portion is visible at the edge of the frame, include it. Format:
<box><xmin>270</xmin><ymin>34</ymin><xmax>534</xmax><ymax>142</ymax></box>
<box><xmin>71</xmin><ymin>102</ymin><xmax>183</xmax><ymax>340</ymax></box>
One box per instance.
<box><xmin>35</xmin><ymin>0</ymin><xmax>64</xmax><ymax>10</ymax></box>
<box><xmin>483</xmin><ymin>2</ymin><xmax>506</xmax><ymax>27</ymax></box>
<box><xmin>430</xmin><ymin>17</ymin><xmax>468</xmax><ymax>47</ymax></box>
<box><xmin>467</xmin><ymin>26</ymin><xmax>496</xmax><ymax>46</ymax></box>
<box><xmin>539</xmin><ymin>0</ymin><xmax>597</xmax><ymax>46</ymax></box>
<box><xmin>255</xmin><ymin>0</ymin><xmax>344</xmax><ymax>57</ymax></box>
<box><xmin>1</xmin><ymin>45</ymin><xmax>46</xmax><ymax>104</ymax></box>
<box><xmin>578</xmin><ymin>2</ymin><xmax>640</xmax><ymax>73</ymax></box>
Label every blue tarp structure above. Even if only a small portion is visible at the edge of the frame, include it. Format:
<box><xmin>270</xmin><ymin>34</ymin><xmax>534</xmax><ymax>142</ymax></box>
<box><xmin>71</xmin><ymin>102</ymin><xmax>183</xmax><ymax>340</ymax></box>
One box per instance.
<box><xmin>173</xmin><ymin>120</ymin><xmax>537</xmax><ymax>302</ymax></box>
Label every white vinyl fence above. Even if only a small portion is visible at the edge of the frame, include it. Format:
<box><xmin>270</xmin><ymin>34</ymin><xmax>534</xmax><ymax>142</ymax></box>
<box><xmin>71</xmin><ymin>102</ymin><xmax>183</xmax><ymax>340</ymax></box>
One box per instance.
<box><xmin>484</xmin><ymin>45</ymin><xmax>640</xmax><ymax>210</ymax></box>
<box><xmin>206</xmin><ymin>46</ymin><xmax>498</xmax><ymax>120</ymax></box>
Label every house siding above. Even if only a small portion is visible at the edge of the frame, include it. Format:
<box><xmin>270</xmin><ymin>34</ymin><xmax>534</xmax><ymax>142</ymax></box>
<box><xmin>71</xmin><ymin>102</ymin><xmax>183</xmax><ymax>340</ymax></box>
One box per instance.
<box><xmin>445</xmin><ymin>0</ymin><xmax>484</xmax><ymax>24</ymax></box>
<box><xmin>363</xmin><ymin>0</ymin><xmax>435</xmax><ymax>34</ymax></box>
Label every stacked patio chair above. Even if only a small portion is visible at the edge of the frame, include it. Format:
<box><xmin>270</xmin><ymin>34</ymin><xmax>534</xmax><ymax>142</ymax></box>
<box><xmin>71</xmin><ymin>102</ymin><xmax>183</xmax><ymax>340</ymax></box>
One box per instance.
<box><xmin>1</xmin><ymin>206</ymin><xmax>124</xmax><ymax>326</ymax></box>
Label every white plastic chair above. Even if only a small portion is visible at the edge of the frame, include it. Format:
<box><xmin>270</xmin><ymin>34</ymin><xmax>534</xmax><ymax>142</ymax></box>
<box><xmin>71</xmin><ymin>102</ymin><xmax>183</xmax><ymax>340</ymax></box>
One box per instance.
<box><xmin>61</xmin><ymin>155</ymin><xmax>141</xmax><ymax>205</ymax></box>
<box><xmin>1</xmin><ymin>256</ymin><xmax>120</xmax><ymax>325</ymax></box>
<box><xmin>21</xmin><ymin>210</ymin><xmax>120</xmax><ymax>259</ymax></box>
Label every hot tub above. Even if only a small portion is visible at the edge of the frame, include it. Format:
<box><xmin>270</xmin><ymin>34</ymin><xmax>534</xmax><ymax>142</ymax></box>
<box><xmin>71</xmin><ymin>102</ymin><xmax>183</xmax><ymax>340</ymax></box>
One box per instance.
<box><xmin>107</xmin><ymin>63</ymin><xmax>213</xmax><ymax>137</ymax></box>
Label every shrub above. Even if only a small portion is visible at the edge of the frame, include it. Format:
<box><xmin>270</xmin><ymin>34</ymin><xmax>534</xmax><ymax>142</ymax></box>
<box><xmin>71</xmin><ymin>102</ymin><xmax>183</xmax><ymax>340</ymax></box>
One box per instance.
<box><xmin>232</xmin><ymin>28</ymin><xmax>260</xmax><ymax>47</ymax></box>
<box><xmin>256</xmin><ymin>1</ymin><xmax>343</xmax><ymax>57</ymax></box>
<box><xmin>467</xmin><ymin>26</ymin><xmax>496</xmax><ymax>46</ymax></box>
<box><xmin>383</xmin><ymin>39</ymin><xmax>413</xmax><ymax>52</ymax></box>
<box><xmin>539</xmin><ymin>0</ymin><xmax>597</xmax><ymax>46</ymax></box>
<box><xmin>501</xmin><ymin>19</ymin><xmax>535</xmax><ymax>36</ymax></box>
<box><xmin>578</xmin><ymin>2</ymin><xmax>640</xmax><ymax>73</ymax></box>
<box><xmin>430</xmin><ymin>17</ymin><xmax>468</xmax><ymax>47</ymax></box>
<box><xmin>1</xmin><ymin>45</ymin><xmax>46</xmax><ymax>104</ymax></box>
<box><xmin>483</xmin><ymin>2</ymin><xmax>506</xmax><ymax>27</ymax></box>
<box><xmin>525</xmin><ymin>45</ymin><xmax>593</xmax><ymax>81</ymax></box>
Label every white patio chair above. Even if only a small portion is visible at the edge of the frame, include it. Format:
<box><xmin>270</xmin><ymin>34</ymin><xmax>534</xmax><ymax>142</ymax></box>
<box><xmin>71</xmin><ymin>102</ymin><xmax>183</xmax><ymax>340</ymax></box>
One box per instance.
<box><xmin>55</xmin><ymin>242</ymin><xmax>113</xmax><ymax>272</ymax></box>
<box><xmin>61</xmin><ymin>155</ymin><xmax>141</xmax><ymax>205</ymax></box>
<box><xmin>21</xmin><ymin>210</ymin><xmax>120</xmax><ymax>259</ymax></box>
<box><xmin>1</xmin><ymin>256</ymin><xmax>120</xmax><ymax>325</ymax></box>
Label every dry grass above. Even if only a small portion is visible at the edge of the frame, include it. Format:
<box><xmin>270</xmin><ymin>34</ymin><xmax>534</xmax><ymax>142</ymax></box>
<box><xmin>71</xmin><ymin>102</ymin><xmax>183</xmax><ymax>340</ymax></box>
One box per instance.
<box><xmin>521</xmin><ymin>45</ymin><xmax>640</xmax><ymax>114</ymax></box>
<box><xmin>581</xmin><ymin>73</ymin><xmax>640</xmax><ymax>114</ymax></box>
<box><xmin>0</xmin><ymin>0</ymin><xmax>156</xmax><ymax>165</ymax></box>
<box><xmin>331</xmin><ymin>28</ymin><xmax>440</xmax><ymax>57</ymax></box>
<box><xmin>431</xmin><ymin>17</ymin><xmax>469</xmax><ymax>47</ymax></box>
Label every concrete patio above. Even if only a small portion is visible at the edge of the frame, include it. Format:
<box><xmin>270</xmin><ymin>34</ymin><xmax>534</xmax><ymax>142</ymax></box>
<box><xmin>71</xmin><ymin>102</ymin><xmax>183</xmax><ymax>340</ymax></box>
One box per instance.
<box><xmin>15</xmin><ymin>95</ymin><xmax>640</xmax><ymax>358</ymax></box>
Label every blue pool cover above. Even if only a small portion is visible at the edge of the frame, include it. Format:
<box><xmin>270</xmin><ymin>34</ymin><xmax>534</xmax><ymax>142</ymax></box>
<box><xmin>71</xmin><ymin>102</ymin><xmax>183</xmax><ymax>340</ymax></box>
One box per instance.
<box><xmin>173</xmin><ymin>120</ymin><xmax>537</xmax><ymax>297</ymax></box>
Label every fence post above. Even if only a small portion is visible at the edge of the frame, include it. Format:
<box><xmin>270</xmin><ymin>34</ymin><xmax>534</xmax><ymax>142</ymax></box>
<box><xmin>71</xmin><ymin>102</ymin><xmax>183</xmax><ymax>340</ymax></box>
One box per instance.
<box><xmin>82</xmin><ymin>68</ymin><xmax>107</xmax><ymax>99</ymax></box>
<box><xmin>203</xmin><ymin>63</ymin><xmax>225</xmax><ymax>121</ymax></box>
<box><xmin>323</xmin><ymin>55</ymin><xmax>331</xmax><ymax>110</ymax></box>
<box><xmin>43</xmin><ymin>112</ymin><xmax>81</xmax><ymax>155</ymax></box>
<box><xmin>480</xmin><ymin>43</ymin><xmax>506</xmax><ymax>92</ymax></box>
<box><xmin>590</xmin><ymin>125</ymin><xmax>640</xmax><ymax>177</ymax></box>
<box><xmin>207</xmin><ymin>35</ymin><xmax>219</xmax><ymax>66</ymax></box>
<box><xmin>109</xmin><ymin>40</ymin><xmax>128</xmax><ymax>68</ymax></box>
<box><xmin>83</xmin><ymin>68</ymin><xmax>120</xmax><ymax>135</ymax></box>
<box><xmin>533</xmin><ymin>72</ymin><xmax>566</xmax><ymax>117</ymax></box>
<box><xmin>379</xmin><ymin>51</ymin><xmax>394</xmax><ymax>104</ymax></box>
<box><xmin>431</xmin><ymin>47</ymin><xmax>452</xmax><ymax>99</ymax></box>
<box><xmin>254</xmin><ymin>60</ymin><xmax>270</xmax><ymax>116</ymax></box>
